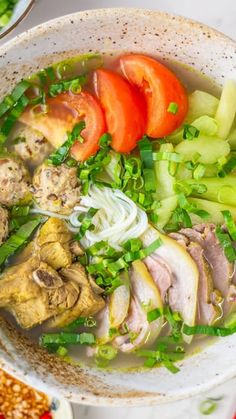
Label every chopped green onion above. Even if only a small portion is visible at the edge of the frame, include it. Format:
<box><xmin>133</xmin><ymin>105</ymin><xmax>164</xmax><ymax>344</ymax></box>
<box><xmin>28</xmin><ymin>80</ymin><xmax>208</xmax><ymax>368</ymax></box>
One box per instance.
<box><xmin>183</xmin><ymin>323</ymin><xmax>236</xmax><ymax>337</ymax></box>
<box><xmin>124</xmin><ymin>238</ymin><xmax>162</xmax><ymax>262</ymax></box>
<box><xmin>144</xmin><ymin>358</ymin><xmax>157</xmax><ymax>368</ymax></box>
<box><xmin>0</xmin><ymin>80</ymin><xmax>31</xmax><ymax>118</ymax></box>
<box><xmin>40</xmin><ymin>332</ymin><xmax>95</xmax><ymax>347</ymax></box>
<box><xmin>0</xmin><ymin>94</ymin><xmax>29</xmax><ymax>144</ymax></box>
<box><xmin>199</xmin><ymin>399</ymin><xmax>218</xmax><ymax>415</ymax></box>
<box><xmin>11</xmin><ymin>205</ymin><xmax>30</xmax><ymax>217</ymax></box>
<box><xmin>162</xmin><ymin>360</ymin><xmax>180</xmax><ymax>374</ymax></box>
<box><xmin>215</xmin><ymin>226</ymin><xmax>236</xmax><ymax>262</ymax></box>
<box><xmin>97</xmin><ymin>345</ymin><xmax>118</xmax><ymax>360</ymax></box>
<box><xmin>147</xmin><ymin>308</ymin><xmax>162</xmax><ymax>323</ymax></box>
<box><xmin>193</xmin><ymin>163</ymin><xmax>206</xmax><ymax>180</ymax></box>
<box><xmin>64</xmin><ymin>316</ymin><xmax>96</xmax><ymax>332</ymax></box>
<box><xmin>138</xmin><ymin>136</ymin><xmax>154</xmax><ymax>169</ymax></box>
<box><xmin>109</xmin><ymin>327</ymin><xmax>119</xmax><ymax>338</ymax></box>
<box><xmin>123</xmin><ymin>238</ymin><xmax>142</xmax><ymax>252</ymax></box>
<box><xmin>48</xmin><ymin>121</ymin><xmax>85</xmax><ymax>166</ymax></box>
<box><xmin>183</xmin><ymin>124</ymin><xmax>200</xmax><ymax>140</ymax></box>
<box><xmin>153</xmin><ymin>151</ymin><xmax>183</xmax><ymax>163</ymax></box>
<box><xmin>75</xmin><ymin>207</ymin><xmax>98</xmax><ymax>241</ymax></box>
<box><xmin>48</xmin><ymin>75</ymin><xmax>87</xmax><ymax>96</ymax></box>
<box><xmin>221</xmin><ymin>210</ymin><xmax>236</xmax><ymax>240</ymax></box>
<box><xmin>218</xmin><ymin>155</ymin><xmax>236</xmax><ymax>177</ymax></box>
<box><xmin>56</xmin><ymin>346</ymin><xmax>68</xmax><ymax>357</ymax></box>
<box><xmin>167</xmin><ymin>102</ymin><xmax>179</xmax><ymax>114</ymax></box>
<box><xmin>0</xmin><ymin>217</ymin><xmax>43</xmax><ymax>268</ymax></box>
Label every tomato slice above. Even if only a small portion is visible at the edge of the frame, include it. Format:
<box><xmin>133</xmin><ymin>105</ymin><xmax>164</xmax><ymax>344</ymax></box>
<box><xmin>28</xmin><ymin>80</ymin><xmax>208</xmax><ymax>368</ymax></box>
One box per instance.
<box><xmin>94</xmin><ymin>69</ymin><xmax>146</xmax><ymax>153</ymax></box>
<box><xmin>120</xmin><ymin>54</ymin><xmax>188</xmax><ymax>138</ymax></box>
<box><xmin>20</xmin><ymin>91</ymin><xmax>106</xmax><ymax>161</ymax></box>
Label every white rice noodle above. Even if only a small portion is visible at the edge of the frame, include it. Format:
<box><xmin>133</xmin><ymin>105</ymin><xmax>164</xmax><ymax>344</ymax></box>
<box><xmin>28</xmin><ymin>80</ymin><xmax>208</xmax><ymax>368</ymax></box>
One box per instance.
<box><xmin>71</xmin><ymin>185</ymin><xmax>148</xmax><ymax>250</ymax></box>
<box><xmin>30</xmin><ymin>207</ymin><xmax>70</xmax><ymax>220</ymax></box>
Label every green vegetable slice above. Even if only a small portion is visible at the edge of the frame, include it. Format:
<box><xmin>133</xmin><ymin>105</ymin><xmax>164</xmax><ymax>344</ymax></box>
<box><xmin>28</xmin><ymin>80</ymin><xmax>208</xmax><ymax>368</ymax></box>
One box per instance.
<box><xmin>0</xmin><ymin>94</ymin><xmax>29</xmax><ymax>144</ymax></box>
<box><xmin>183</xmin><ymin>323</ymin><xmax>236</xmax><ymax>337</ymax></box>
<box><xmin>183</xmin><ymin>124</ymin><xmax>200</xmax><ymax>140</ymax></box>
<box><xmin>48</xmin><ymin>121</ymin><xmax>85</xmax><ymax>165</ymax></box>
<box><xmin>215</xmin><ymin>226</ymin><xmax>236</xmax><ymax>262</ymax></box>
<box><xmin>0</xmin><ymin>80</ymin><xmax>31</xmax><ymax>118</ymax></box>
<box><xmin>48</xmin><ymin>75</ymin><xmax>87</xmax><ymax>96</ymax></box>
<box><xmin>221</xmin><ymin>210</ymin><xmax>236</xmax><ymax>240</ymax></box>
<box><xmin>40</xmin><ymin>332</ymin><xmax>96</xmax><ymax>346</ymax></box>
<box><xmin>0</xmin><ymin>217</ymin><xmax>43</xmax><ymax>268</ymax></box>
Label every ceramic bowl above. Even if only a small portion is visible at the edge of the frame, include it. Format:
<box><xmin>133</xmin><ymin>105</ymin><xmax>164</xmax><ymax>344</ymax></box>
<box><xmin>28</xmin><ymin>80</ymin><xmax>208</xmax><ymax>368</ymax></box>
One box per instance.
<box><xmin>0</xmin><ymin>8</ymin><xmax>235</xmax><ymax>407</ymax></box>
<box><xmin>0</xmin><ymin>0</ymin><xmax>35</xmax><ymax>39</ymax></box>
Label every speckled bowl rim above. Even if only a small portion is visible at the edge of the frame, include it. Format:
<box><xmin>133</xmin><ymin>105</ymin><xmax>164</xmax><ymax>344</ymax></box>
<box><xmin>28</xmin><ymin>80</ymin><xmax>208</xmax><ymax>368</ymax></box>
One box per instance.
<box><xmin>0</xmin><ymin>8</ymin><xmax>235</xmax><ymax>407</ymax></box>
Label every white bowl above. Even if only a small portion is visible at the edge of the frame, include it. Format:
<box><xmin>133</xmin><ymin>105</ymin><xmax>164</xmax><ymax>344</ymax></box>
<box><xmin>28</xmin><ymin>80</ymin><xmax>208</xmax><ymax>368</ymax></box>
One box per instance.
<box><xmin>0</xmin><ymin>0</ymin><xmax>35</xmax><ymax>39</ymax></box>
<box><xmin>0</xmin><ymin>8</ymin><xmax>235</xmax><ymax>407</ymax></box>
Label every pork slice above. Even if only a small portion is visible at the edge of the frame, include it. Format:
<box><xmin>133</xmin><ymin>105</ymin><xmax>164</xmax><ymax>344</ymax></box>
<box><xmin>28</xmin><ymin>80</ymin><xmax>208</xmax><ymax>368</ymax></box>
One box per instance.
<box><xmin>180</xmin><ymin>224</ymin><xmax>234</xmax><ymax>315</ymax></box>
<box><xmin>144</xmin><ymin>254</ymin><xmax>173</xmax><ymax>302</ymax></box>
<box><xmin>169</xmin><ymin>231</ymin><xmax>222</xmax><ymax>325</ymax></box>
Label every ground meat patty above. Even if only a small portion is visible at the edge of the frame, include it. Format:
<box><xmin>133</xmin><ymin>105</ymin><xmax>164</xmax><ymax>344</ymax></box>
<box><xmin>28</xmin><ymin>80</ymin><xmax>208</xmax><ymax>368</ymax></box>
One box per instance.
<box><xmin>32</xmin><ymin>163</ymin><xmax>80</xmax><ymax>214</ymax></box>
<box><xmin>0</xmin><ymin>206</ymin><xmax>8</xmax><ymax>245</ymax></box>
<box><xmin>11</xmin><ymin>124</ymin><xmax>52</xmax><ymax>166</ymax></box>
<box><xmin>0</xmin><ymin>156</ymin><xmax>31</xmax><ymax>206</ymax></box>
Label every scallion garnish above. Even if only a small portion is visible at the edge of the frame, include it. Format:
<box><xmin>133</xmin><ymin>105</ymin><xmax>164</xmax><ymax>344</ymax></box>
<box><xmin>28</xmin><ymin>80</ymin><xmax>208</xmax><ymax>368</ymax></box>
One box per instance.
<box><xmin>215</xmin><ymin>226</ymin><xmax>236</xmax><ymax>262</ymax></box>
<box><xmin>75</xmin><ymin>207</ymin><xmax>98</xmax><ymax>241</ymax></box>
<box><xmin>147</xmin><ymin>308</ymin><xmax>162</xmax><ymax>323</ymax></box>
<box><xmin>167</xmin><ymin>102</ymin><xmax>179</xmax><ymax>114</ymax></box>
<box><xmin>199</xmin><ymin>399</ymin><xmax>218</xmax><ymax>415</ymax></box>
<box><xmin>48</xmin><ymin>74</ymin><xmax>87</xmax><ymax>96</ymax></box>
<box><xmin>221</xmin><ymin>210</ymin><xmax>236</xmax><ymax>240</ymax></box>
<box><xmin>183</xmin><ymin>323</ymin><xmax>236</xmax><ymax>337</ymax></box>
<box><xmin>64</xmin><ymin>316</ymin><xmax>96</xmax><ymax>332</ymax></box>
<box><xmin>183</xmin><ymin>124</ymin><xmax>200</xmax><ymax>140</ymax></box>
<box><xmin>0</xmin><ymin>217</ymin><xmax>43</xmax><ymax>269</ymax></box>
<box><xmin>97</xmin><ymin>345</ymin><xmax>118</xmax><ymax>361</ymax></box>
<box><xmin>48</xmin><ymin>121</ymin><xmax>85</xmax><ymax>166</ymax></box>
<box><xmin>218</xmin><ymin>155</ymin><xmax>236</xmax><ymax>177</ymax></box>
<box><xmin>0</xmin><ymin>94</ymin><xmax>29</xmax><ymax>144</ymax></box>
<box><xmin>0</xmin><ymin>80</ymin><xmax>31</xmax><ymax>118</ymax></box>
<box><xmin>40</xmin><ymin>332</ymin><xmax>96</xmax><ymax>347</ymax></box>
<box><xmin>153</xmin><ymin>151</ymin><xmax>183</xmax><ymax>163</ymax></box>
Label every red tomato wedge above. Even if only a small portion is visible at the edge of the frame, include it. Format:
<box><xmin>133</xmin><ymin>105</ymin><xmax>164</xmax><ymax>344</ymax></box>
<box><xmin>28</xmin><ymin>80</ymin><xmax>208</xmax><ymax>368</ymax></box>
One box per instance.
<box><xmin>20</xmin><ymin>91</ymin><xmax>106</xmax><ymax>161</ymax></box>
<box><xmin>120</xmin><ymin>54</ymin><xmax>188</xmax><ymax>138</ymax></box>
<box><xmin>94</xmin><ymin>69</ymin><xmax>146</xmax><ymax>153</ymax></box>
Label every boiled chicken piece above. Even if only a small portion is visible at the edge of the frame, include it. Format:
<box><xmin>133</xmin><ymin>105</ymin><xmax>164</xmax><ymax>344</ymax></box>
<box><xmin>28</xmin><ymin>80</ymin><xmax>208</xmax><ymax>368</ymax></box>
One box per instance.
<box><xmin>141</xmin><ymin>226</ymin><xmax>199</xmax><ymax>342</ymax></box>
<box><xmin>169</xmin><ymin>232</ymin><xmax>222</xmax><ymax>325</ymax></box>
<box><xmin>46</xmin><ymin>263</ymin><xmax>105</xmax><ymax>329</ymax></box>
<box><xmin>180</xmin><ymin>224</ymin><xmax>235</xmax><ymax>315</ymax></box>
<box><xmin>88</xmin><ymin>273</ymin><xmax>130</xmax><ymax>345</ymax></box>
<box><xmin>0</xmin><ymin>258</ymin><xmax>80</xmax><ymax>328</ymax></box>
<box><xmin>115</xmin><ymin>260</ymin><xmax>163</xmax><ymax>352</ymax></box>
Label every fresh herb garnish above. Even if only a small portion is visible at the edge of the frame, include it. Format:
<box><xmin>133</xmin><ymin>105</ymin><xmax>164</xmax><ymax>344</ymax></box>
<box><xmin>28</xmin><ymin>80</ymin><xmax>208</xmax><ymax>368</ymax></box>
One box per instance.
<box><xmin>215</xmin><ymin>226</ymin><xmax>236</xmax><ymax>262</ymax></box>
<box><xmin>147</xmin><ymin>308</ymin><xmax>162</xmax><ymax>323</ymax></box>
<box><xmin>74</xmin><ymin>207</ymin><xmax>98</xmax><ymax>241</ymax></box>
<box><xmin>0</xmin><ymin>94</ymin><xmax>29</xmax><ymax>144</ymax></box>
<box><xmin>183</xmin><ymin>323</ymin><xmax>236</xmax><ymax>337</ymax></box>
<box><xmin>183</xmin><ymin>124</ymin><xmax>200</xmax><ymax>140</ymax></box>
<box><xmin>48</xmin><ymin>75</ymin><xmax>87</xmax><ymax>97</ymax></box>
<box><xmin>48</xmin><ymin>121</ymin><xmax>85</xmax><ymax>166</ymax></box>
<box><xmin>167</xmin><ymin>102</ymin><xmax>179</xmax><ymax>115</ymax></box>
<box><xmin>0</xmin><ymin>217</ymin><xmax>43</xmax><ymax>269</ymax></box>
<box><xmin>40</xmin><ymin>332</ymin><xmax>96</xmax><ymax>347</ymax></box>
<box><xmin>221</xmin><ymin>210</ymin><xmax>236</xmax><ymax>240</ymax></box>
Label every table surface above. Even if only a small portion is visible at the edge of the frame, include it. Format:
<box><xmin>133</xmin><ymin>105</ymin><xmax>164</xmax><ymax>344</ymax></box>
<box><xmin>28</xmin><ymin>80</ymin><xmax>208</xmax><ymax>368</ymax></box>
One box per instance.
<box><xmin>1</xmin><ymin>1</ymin><xmax>236</xmax><ymax>418</ymax></box>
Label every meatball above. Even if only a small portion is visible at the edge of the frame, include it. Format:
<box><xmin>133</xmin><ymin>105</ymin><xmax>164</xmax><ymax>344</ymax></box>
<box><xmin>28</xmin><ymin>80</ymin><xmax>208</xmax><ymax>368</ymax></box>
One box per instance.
<box><xmin>0</xmin><ymin>206</ymin><xmax>8</xmax><ymax>245</ymax></box>
<box><xmin>32</xmin><ymin>163</ymin><xmax>80</xmax><ymax>215</ymax></box>
<box><xmin>0</xmin><ymin>156</ymin><xmax>31</xmax><ymax>206</ymax></box>
<box><xmin>11</xmin><ymin>124</ymin><xmax>52</xmax><ymax>166</ymax></box>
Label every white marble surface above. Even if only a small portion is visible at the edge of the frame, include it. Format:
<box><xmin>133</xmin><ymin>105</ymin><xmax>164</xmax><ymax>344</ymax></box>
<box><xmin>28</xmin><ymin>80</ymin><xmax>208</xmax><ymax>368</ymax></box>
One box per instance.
<box><xmin>0</xmin><ymin>1</ymin><xmax>236</xmax><ymax>418</ymax></box>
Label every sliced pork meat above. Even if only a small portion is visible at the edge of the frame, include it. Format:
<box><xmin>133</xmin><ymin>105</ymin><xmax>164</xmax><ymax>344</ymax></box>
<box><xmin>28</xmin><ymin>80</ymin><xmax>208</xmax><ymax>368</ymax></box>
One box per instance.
<box><xmin>180</xmin><ymin>223</ymin><xmax>234</xmax><ymax>315</ymax></box>
<box><xmin>144</xmin><ymin>254</ymin><xmax>173</xmax><ymax>302</ymax></box>
<box><xmin>141</xmin><ymin>226</ymin><xmax>199</xmax><ymax>342</ymax></box>
<box><xmin>169</xmin><ymin>231</ymin><xmax>222</xmax><ymax>325</ymax></box>
<box><xmin>115</xmin><ymin>260</ymin><xmax>163</xmax><ymax>352</ymax></box>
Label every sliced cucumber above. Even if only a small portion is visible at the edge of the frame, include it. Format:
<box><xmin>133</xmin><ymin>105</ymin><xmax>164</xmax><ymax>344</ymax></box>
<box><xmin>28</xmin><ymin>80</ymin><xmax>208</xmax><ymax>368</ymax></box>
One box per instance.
<box><xmin>154</xmin><ymin>143</ymin><xmax>176</xmax><ymax>200</ymax></box>
<box><xmin>187</xmin><ymin>90</ymin><xmax>219</xmax><ymax>122</ymax></box>
<box><xmin>215</xmin><ymin>80</ymin><xmax>236</xmax><ymax>140</ymax></box>
<box><xmin>153</xmin><ymin>195</ymin><xmax>178</xmax><ymax>230</ymax></box>
<box><xmin>175</xmin><ymin>135</ymin><xmax>230</xmax><ymax>164</ymax></box>
<box><xmin>188</xmin><ymin>197</ymin><xmax>236</xmax><ymax>224</ymax></box>
<box><xmin>184</xmin><ymin>175</ymin><xmax>236</xmax><ymax>207</ymax></box>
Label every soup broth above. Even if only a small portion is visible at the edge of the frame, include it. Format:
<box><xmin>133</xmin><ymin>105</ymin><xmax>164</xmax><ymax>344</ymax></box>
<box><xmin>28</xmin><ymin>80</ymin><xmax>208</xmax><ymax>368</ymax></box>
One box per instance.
<box><xmin>0</xmin><ymin>52</ymin><xmax>235</xmax><ymax>373</ymax></box>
